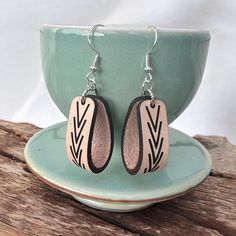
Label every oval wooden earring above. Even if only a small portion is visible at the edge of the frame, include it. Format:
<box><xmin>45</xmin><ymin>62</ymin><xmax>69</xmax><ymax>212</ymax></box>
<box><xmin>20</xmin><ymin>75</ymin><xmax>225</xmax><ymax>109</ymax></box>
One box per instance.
<box><xmin>66</xmin><ymin>95</ymin><xmax>113</xmax><ymax>173</ymax></box>
<box><xmin>121</xmin><ymin>26</ymin><xmax>169</xmax><ymax>175</ymax></box>
<box><xmin>66</xmin><ymin>24</ymin><xmax>113</xmax><ymax>173</ymax></box>
<box><xmin>122</xmin><ymin>96</ymin><xmax>169</xmax><ymax>175</ymax></box>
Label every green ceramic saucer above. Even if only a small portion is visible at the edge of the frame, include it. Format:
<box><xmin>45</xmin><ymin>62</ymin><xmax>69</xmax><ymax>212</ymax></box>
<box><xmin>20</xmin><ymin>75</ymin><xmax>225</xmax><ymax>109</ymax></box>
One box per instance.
<box><xmin>24</xmin><ymin>122</ymin><xmax>211</xmax><ymax>212</ymax></box>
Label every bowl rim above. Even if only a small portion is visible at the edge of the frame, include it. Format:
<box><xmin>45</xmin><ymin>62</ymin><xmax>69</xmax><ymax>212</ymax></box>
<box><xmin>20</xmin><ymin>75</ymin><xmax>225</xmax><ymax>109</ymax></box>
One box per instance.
<box><xmin>42</xmin><ymin>23</ymin><xmax>210</xmax><ymax>35</ymax></box>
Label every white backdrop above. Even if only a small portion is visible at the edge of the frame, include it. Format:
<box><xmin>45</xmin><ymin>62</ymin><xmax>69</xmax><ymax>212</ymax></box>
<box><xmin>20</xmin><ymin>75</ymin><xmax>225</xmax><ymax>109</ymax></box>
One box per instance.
<box><xmin>0</xmin><ymin>0</ymin><xmax>236</xmax><ymax>143</ymax></box>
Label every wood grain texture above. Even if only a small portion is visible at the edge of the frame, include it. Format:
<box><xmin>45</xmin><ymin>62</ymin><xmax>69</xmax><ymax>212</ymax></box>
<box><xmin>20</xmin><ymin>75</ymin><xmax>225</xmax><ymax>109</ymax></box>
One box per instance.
<box><xmin>0</xmin><ymin>119</ymin><xmax>235</xmax><ymax>236</ymax></box>
<box><xmin>0</xmin><ymin>154</ymin><xmax>136</xmax><ymax>236</ymax></box>
<box><xmin>159</xmin><ymin>176</ymin><xmax>236</xmax><ymax>236</ymax></box>
<box><xmin>0</xmin><ymin>120</ymin><xmax>40</xmax><ymax>162</ymax></box>
<box><xmin>194</xmin><ymin>135</ymin><xmax>236</xmax><ymax>179</ymax></box>
<box><xmin>0</xmin><ymin>222</ymin><xmax>26</xmax><ymax>236</ymax></box>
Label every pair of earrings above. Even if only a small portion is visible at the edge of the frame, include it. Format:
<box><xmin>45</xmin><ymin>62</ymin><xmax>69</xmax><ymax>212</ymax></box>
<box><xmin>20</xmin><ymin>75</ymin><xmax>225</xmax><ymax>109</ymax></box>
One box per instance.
<box><xmin>66</xmin><ymin>25</ymin><xmax>169</xmax><ymax>175</ymax></box>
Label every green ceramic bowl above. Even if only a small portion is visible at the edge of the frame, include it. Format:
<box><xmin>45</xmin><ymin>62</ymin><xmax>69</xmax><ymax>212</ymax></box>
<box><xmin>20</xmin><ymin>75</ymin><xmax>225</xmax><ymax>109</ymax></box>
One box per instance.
<box><xmin>41</xmin><ymin>25</ymin><xmax>210</xmax><ymax>165</ymax></box>
<box><xmin>40</xmin><ymin>25</ymin><xmax>210</xmax><ymax>127</ymax></box>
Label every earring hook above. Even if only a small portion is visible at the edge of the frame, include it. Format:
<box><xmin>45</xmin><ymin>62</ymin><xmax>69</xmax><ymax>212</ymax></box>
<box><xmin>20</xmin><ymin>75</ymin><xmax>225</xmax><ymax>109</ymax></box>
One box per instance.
<box><xmin>144</xmin><ymin>25</ymin><xmax>158</xmax><ymax>73</ymax></box>
<box><xmin>147</xmin><ymin>25</ymin><xmax>158</xmax><ymax>55</ymax></box>
<box><xmin>82</xmin><ymin>24</ymin><xmax>104</xmax><ymax>101</ymax></box>
<box><xmin>142</xmin><ymin>25</ymin><xmax>158</xmax><ymax>105</ymax></box>
<box><xmin>88</xmin><ymin>24</ymin><xmax>104</xmax><ymax>56</ymax></box>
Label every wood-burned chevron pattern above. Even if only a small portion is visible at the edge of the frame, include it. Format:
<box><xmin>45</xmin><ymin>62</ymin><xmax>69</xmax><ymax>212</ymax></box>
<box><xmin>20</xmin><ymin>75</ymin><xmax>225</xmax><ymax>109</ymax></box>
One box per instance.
<box><xmin>69</xmin><ymin>101</ymin><xmax>90</xmax><ymax>169</ymax></box>
<box><xmin>66</xmin><ymin>96</ymin><xmax>96</xmax><ymax>171</ymax></box>
<box><xmin>66</xmin><ymin>95</ymin><xmax>113</xmax><ymax>173</ymax></box>
<box><xmin>139</xmin><ymin>99</ymin><xmax>169</xmax><ymax>174</ymax></box>
<box><xmin>122</xmin><ymin>97</ymin><xmax>169</xmax><ymax>175</ymax></box>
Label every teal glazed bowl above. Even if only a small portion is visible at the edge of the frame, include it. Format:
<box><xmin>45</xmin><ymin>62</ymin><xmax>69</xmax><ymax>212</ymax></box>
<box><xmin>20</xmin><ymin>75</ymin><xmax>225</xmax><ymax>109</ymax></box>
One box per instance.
<box><xmin>40</xmin><ymin>25</ymin><xmax>210</xmax><ymax>152</ymax></box>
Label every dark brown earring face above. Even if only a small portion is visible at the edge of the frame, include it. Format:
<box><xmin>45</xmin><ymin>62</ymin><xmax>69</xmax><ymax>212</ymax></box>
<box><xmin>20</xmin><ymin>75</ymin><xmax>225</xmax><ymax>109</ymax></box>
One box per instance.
<box><xmin>122</xmin><ymin>96</ymin><xmax>169</xmax><ymax>175</ymax></box>
<box><xmin>66</xmin><ymin>95</ymin><xmax>113</xmax><ymax>173</ymax></box>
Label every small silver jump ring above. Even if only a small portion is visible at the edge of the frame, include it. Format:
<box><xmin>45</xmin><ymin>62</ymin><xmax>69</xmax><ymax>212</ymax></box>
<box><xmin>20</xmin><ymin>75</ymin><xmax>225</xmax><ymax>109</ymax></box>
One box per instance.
<box><xmin>87</xmin><ymin>80</ymin><xmax>96</xmax><ymax>91</ymax></box>
<box><xmin>144</xmin><ymin>73</ymin><xmax>152</xmax><ymax>82</ymax></box>
<box><xmin>142</xmin><ymin>80</ymin><xmax>153</xmax><ymax>90</ymax></box>
<box><xmin>86</xmin><ymin>71</ymin><xmax>95</xmax><ymax>80</ymax></box>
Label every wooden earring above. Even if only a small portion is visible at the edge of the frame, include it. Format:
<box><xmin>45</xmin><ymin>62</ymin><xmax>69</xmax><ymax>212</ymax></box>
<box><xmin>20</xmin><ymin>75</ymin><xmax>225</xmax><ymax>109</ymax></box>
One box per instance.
<box><xmin>66</xmin><ymin>24</ymin><xmax>113</xmax><ymax>173</ymax></box>
<box><xmin>122</xmin><ymin>96</ymin><xmax>169</xmax><ymax>175</ymax></box>
<box><xmin>121</xmin><ymin>26</ymin><xmax>169</xmax><ymax>175</ymax></box>
<box><xmin>66</xmin><ymin>95</ymin><xmax>113</xmax><ymax>173</ymax></box>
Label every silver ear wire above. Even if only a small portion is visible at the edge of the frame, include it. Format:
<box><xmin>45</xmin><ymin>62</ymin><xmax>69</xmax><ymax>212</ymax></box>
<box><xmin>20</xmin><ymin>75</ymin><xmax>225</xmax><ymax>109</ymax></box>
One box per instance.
<box><xmin>82</xmin><ymin>24</ymin><xmax>104</xmax><ymax>102</ymax></box>
<box><xmin>142</xmin><ymin>26</ymin><xmax>158</xmax><ymax>107</ymax></box>
<box><xmin>145</xmin><ymin>25</ymin><xmax>157</xmax><ymax>72</ymax></box>
<box><xmin>146</xmin><ymin>26</ymin><xmax>158</xmax><ymax>55</ymax></box>
<box><xmin>88</xmin><ymin>24</ymin><xmax>104</xmax><ymax>56</ymax></box>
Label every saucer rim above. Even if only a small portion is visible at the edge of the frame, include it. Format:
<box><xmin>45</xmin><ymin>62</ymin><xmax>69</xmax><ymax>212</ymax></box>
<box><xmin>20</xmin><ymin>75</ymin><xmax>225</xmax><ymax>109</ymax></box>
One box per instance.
<box><xmin>25</xmin><ymin>163</ymin><xmax>209</xmax><ymax>204</ymax></box>
<box><xmin>24</xmin><ymin>122</ymin><xmax>212</xmax><ymax>203</ymax></box>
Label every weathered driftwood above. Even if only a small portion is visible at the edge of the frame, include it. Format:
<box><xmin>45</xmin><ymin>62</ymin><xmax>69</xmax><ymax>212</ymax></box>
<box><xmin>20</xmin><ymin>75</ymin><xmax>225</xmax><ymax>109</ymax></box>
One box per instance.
<box><xmin>195</xmin><ymin>135</ymin><xmax>236</xmax><ymax>179</ymax></box>
<box><xmin>0</xmin><ymin>120</ymin><xmax>235</xmax><ymax>236</ymax></box>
